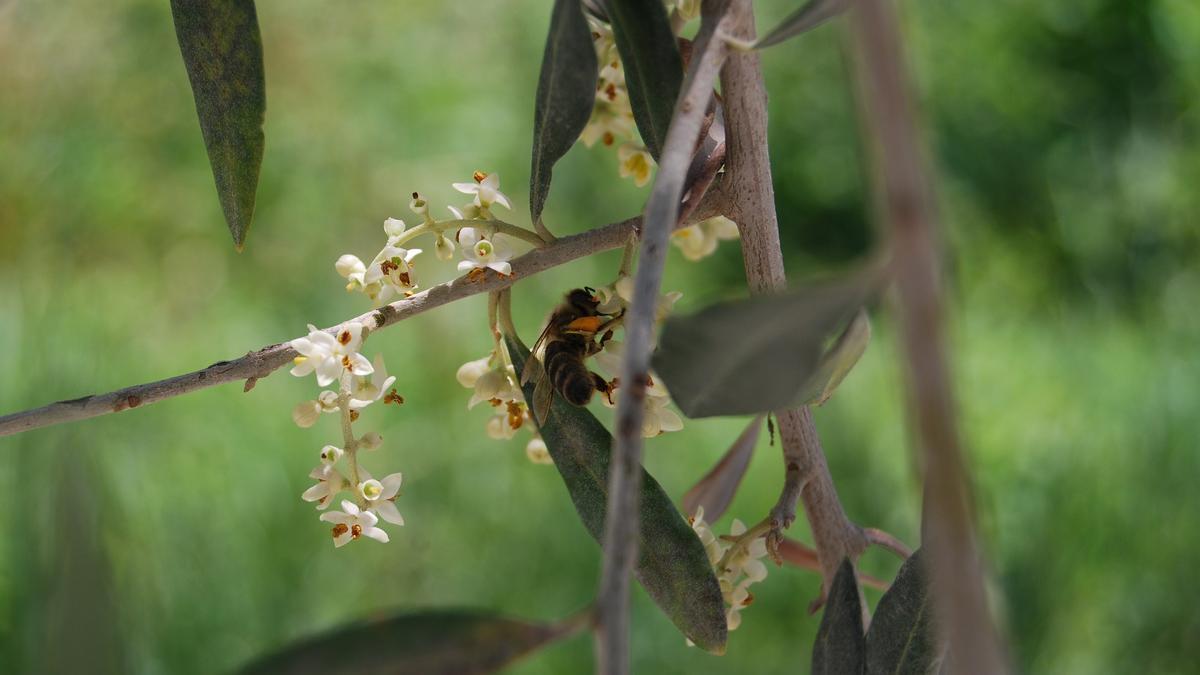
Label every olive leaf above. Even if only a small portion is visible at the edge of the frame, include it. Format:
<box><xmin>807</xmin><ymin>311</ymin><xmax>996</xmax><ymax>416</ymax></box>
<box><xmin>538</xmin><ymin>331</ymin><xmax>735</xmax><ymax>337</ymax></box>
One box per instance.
<box><xmin>606</xmin><ymin>0</ymin><xmax>683</xmax><ymax>159</ymax></box>
<box><xmin>506</xmin><ymin>336</ymin><xmax>728</xmax><ymax>653</ymax></box>
<box><xmin>240</xmin><ymin>609</ymin><xmax>577</xmax><ymax>675</ymax></box>
<box><xmin>170</xmin><ymin>0</ymin><xmax>266</xmax><ymax>250</ymax></box>
<box><xmin>866</xmin><ymin>548</ymin><xmax>941</xmax><ymax>674</ymax></box>
<box><xmin>652</xmin><ymin>274</ymin><xmax>874</xmax><ymax>418</ymax></box>
<box><xmin>681</xmin><ymin>415</ymin><xmax>762</xmax><ymax>522</ymax></box>
<box><xmin>530</xmin><ymin>0</ymin><xmax>598</xmax><ymax>225</ymax></box>
<box><xmin>755</xmin><ymin>0</ymin><xmax>850</xmax><ymax>50</ymax></box>
<box><xmin>798</xmin><ymin>308</ymin><xmax>872</xmax><ymax>406</ymax></box>
<box><xmin>812</xmin><ymin>558</ymin><xmax>866</xmax><ymax>675</ymax></box>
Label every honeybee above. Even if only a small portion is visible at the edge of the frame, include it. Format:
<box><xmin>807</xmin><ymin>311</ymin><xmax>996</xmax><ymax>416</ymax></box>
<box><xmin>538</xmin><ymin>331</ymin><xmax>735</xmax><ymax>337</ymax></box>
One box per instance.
<box><xmin>521</xmin><ymin>287</ymin><xmax>623</xmax><ymax>425</ymax></box>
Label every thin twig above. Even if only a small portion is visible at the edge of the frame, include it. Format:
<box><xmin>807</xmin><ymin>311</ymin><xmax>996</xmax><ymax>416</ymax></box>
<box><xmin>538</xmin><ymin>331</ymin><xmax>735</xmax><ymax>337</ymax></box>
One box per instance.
<box><xmin>864</xmin><ymin>527</ymin><xmax>913</xmax><ymax>560</ymax></box>
<box><xmin>719</xmin><ymin>0</ymin><xmax>868</xmax><ymax>609</ymax></box>
<box><xmin>847</xmin><ymin>0</ymin><xmax>1007</xmax><ymax>671</ymax></box>
<box><xmin>595</xmin><ymin>2</ymin><xmax>736</xmax><ymax>672</ymax></box>
<box><xmin>0</xmin><ymin>190</ymin><xmax>728</xmax><ymax>439</ymax></box>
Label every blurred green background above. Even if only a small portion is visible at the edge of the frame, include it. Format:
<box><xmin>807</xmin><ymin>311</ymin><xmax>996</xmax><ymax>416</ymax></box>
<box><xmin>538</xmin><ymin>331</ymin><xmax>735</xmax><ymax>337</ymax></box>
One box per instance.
<box><xmin>2</xmin><ymin>0</ymin><xmax>1198</xmax><ymax>672</ymax></box>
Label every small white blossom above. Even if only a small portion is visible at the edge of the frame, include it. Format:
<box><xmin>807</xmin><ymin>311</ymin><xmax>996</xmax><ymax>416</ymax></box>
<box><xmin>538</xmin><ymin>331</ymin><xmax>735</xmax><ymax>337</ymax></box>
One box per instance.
<box><xmin>365</xmin><ymin>244</ymin><xmax>422</xmax><ymax>298</ymax></box>
<box><xmin>409</xmin><ymin>193</ymin><xmax>429</xmax><ymax>218</ymax></box>
<box><xmin>434</xmin><ymin>233</ymin><xmax>456</xmax><ymax>261</ymax></box>
<box><xmin>335</xmin><ymin>254</ymin><xmax>368</xmax><ymax>291</ymax></box>
<box><xmin>383</xmin><ymin>217</ymin><xmax>407</xmax><ymax>240</ymax></box>
<box><xmin>452</xmin><ymin>172</ymin><xmax>512</xmax><ymax>213</ymax></box>
<box><xmin>302</xmin><ymin>465</ymin><xmax>348</xmax><ymax>510</ymax></box>
<box><xmin>525</xmin><ymin>437</ymin><xmax>553</xmax><ymax>465</ymax></box>
<box><xmin>320</xmin><ymin>499</ymin><xmax>390</xmax><ymax>546</ymax></box>
<box><xmin>290</xmin><ymin>322</ymin><xmax>374</xmax><ymax>387</ymax></box>
<box><xmin>456</xmin><ymin>355</ymin><xmax>494</xmax><ymax>388</ymax></box>
<box><xmin>357</xmin><ymin>470</ymin><xmax>405</xmax><ymax>525</ymax></box>
<box><xmin>348</xmin><ymin>355</ymin><xmax>396</xmax><ymax>409</ymax></box>
<box><xmin>671</xmin><ymin>215</ymin><xmax>740</xmax><ymax>261</ymax></box>
<box><xmin>486</xmin><ymin>400</ymin><xmax>528</xmax><ymax>439</ymax></box>
<box><xmin>319</xmin><ymin>444</ymin><xmax>344</xmax><ymax>465</ymax></box>
<box><xmin>456</xmin><ymin>227</ymin><xmax>514</xmax><ymax>277</ymax></box>
<box><xmin>618</xmin><ymin>143</ymin><xmax>654</xmax><ymax>187</ymax></box>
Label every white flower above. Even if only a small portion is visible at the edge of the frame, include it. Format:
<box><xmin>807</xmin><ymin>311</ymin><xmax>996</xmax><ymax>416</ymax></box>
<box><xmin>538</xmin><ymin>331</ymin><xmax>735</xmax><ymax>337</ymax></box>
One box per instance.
<box><xmin>598</xmin><ymin>364</ymin><xmax>683</xmax><ymax>438</ymax></box>
<box><xmin>456</xmin><ymin>227</ymin><xmax>514</xmax><ymax>276</ymax></box>
<box><xmin>466</xmin><ymin>368</ymin><xmax>520</xmax><ymax>409</ymax></box>
<box><xmin>335</xmin><ymin>254</ymin><xmax>368</xmax><ymax>291</ymax></box>
<box><xmin>671</xmin><ymin>216</ymin><xmax>740</xmax><ymax>261</ymax></box>
<box><xmin>447</xmin><ymin>203</ymin><xmax>484</xmax><ymax>221</ymax></box>
<box><xmin>526</xmin><ymin>437</ymin><xmax>553</xmax><ymax>465</ymax></box>
<box><xmin>724</xmin><ymin>519</ymin><xmax>769</xmax><ymax>583</ymax></box>
<box><xmin>290</xmin><ymin>322</ymin><xmax>374</xmax><ymax>387</ymax></box>
<box><xmin>618</xmin><ymin>143</ymin><xmax>654</xmax><ymax>187</ymax></box>
<box><xmin>486</xmin><ymin>401</ymin><xmax>527</xmax><ymax>439</ymax></box>
<box><xmin>456</xmin><ymin>355</ymin><xmax>494</xmax><ymax>388</ymax></box>
<box><xmin>348</xmin><ymin>355</ymin><xmax>396</xmax><ymax>409</ymax></box>
<box><xmin>689</xmin><ymin>506</ymin><xmax>729</xmax><ymax>566</ymax></box>
<box><xmin>320</xmin><ymin>499</ymin><xmax>390</xmax><ymax>547</ymax></box>
<box><xmin>452</xmin><ymin>172</ymin><xmax>512</xmax><ymax>212</ymax></box>
<box><xmin>365</xmin><ymin>245</ymin><xmax>422</xmax><ymax>296</ymax></box>
<box><xmin>302</xmin><ymin>465</ymin><xmax>348</xmax><ymax>510</ymax></box>
<box><xmin>357</xmin><ymin>470</ymin><xmax>405</xmax><ymax>525</ymax></box>
<box><xmin>409</xmin><ymin>193</ymin><xmax>429</xmax><ymax>218</ymax></box>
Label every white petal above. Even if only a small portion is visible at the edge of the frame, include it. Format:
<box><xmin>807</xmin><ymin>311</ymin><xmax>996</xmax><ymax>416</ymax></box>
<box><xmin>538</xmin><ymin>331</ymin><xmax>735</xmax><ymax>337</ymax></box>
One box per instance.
<box><xmin>452</xmin><ymin>182</ymin><xmax>479</xmax><ymax>195</ymax></box>
<box><xmin>357</xmin><ymin>509</ymin><xmax>379</xmax><ymax>527</ymax></box>
<box><xmin>302</xmin><ymin>483</ymin><xmax>329</xmax><ymax>503</ymax></box>
<box><xmin>743</xmin><ymin>559</ymin><xmax>768</xmax><ymax>583</ymax></box>
<box><xmin>290</xmin><ymin>337</ymin><xmax>316</xmax><ymax>356</ymax></box>
<box><xmin>657</xmin><ymin>408</ymin><xmax>684</xmax><ymax>433</ymax></box>
<box><xmin>380</xmin><ymin>473</ymin><xmax>404</xmax><ymax>499</ymax></box>
<box><xmin>458</xmin><ymin>260</ymin><xmax>480</xmax><ymax>273</ymax></box>
<box><xmin>487</xmin><ymin>261</ymin><xmax>512</xmax><ymax>276</ymax></box>
<box><xmin>315</xmin><ymin>358</ymin><xmax>342</xmax><ymax>387</ymax></box>
<box><xmin>361</xmin><ymin>526</ymin><xmax>390</xmax><ymax>543</ymax></box>
<box><xmin>290</xmin><ymin>360</ymin><xmax>316</xmax><ymax>378</ymax></box>
<box><xmin>373</xmin><ymin>500</ymin><xmax>405</xmax><ymax>525</ymax></box>
<box><xmin>333</xmin><ymin>530</ymin><xmax>354</xmax><ymax>547</ymax></box>
<box><xmin>481</xmin><ymin>173</ymin><xmax>500</xmax><ymax>190</ymax></box>
<box><xmin>320</xmin><ymin>511</ymin><xmax>353</xmax><ymax>525</ymax></box>
<box><xmin>341</xmin><ymin>500</ymin><xmax>360</xmax><ymax>515</ymax></box>
<box><xmin>447</xmin><ymin>205</ymin><xmax>465</xmax><ymax>220</ymax></box>
<box><xmin>347</xmin><ymin>353</ymin><xmax>374</xmax><ymax>376</ymax></box>
<box><xmin>383</xmin><ymin>217</ymin><xmax>407</xmax><ymax>238</ymax></box>
<box><xmin>492</xmin><ymin>191</ymin><xmax>512</xmax><ymax>210</ymax></box>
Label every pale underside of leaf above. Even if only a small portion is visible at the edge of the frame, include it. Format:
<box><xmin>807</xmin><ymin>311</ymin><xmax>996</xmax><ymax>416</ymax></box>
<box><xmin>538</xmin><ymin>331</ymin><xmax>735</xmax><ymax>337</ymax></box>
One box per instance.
<box><xmin>800</xmin><ymin>308</ymin><xmax>872</xmax><ymax>406</ymax></box>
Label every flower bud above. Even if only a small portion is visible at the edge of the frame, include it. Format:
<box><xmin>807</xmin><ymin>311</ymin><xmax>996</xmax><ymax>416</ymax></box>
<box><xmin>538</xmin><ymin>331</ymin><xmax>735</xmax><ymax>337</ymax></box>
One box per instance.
<box><xmin>525</xmin><ymin>438</ymin><xmax>553</xmax><ymax>465</ymax></box>
<box><xmin>434</xmin><ymin>234</ymin><xmax>455</xmax><ymax>261</ymax></box>
<box><xmin>409</xmin><ymin>192</ymin><xmax>428</xmax><ymax>217</ymax></box>
<box><xmin>359</xmin><ymin>431</ymin><xmax>383</xmax><ymax>451</ymax></box>
<box><xmin>383</xmin><ymin>217</ymin><xmax>406</xmax><ymax>239</ymax></box>
<box><xmin>317</xmin><ymin>390</ymin><xmax>340</xmax><ymax>411</ymax></box>
<box><xmin>456</xmin><ymin>355</ymin><xmax>492</xmax><ymax>388</ymax></box>
<box><xmin>292</xmin><ymin>400</ymin><xmax>321</xmax><ymax>428</ymax></box>
<box><xmin>336</xmin><ymin>254</ymin><xmax>364</xmax><ymax>280</ymax></box>
<box><xmin>320</xmin><ymin>445</ymin><xmax>344</xmax><ymax>465</ymax></box>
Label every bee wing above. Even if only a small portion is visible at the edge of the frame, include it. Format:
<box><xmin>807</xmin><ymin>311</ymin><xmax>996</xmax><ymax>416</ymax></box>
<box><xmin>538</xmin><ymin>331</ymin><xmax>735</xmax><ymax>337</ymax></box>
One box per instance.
<box><xmin>532</xmin><ymin>369</ymin><xmax>554</xmax><ymax>426</ymax></box>
<box><xmin>520</xmin><ymin>321</ymin><xmax>555</xmax><ymax>386</ymax></box>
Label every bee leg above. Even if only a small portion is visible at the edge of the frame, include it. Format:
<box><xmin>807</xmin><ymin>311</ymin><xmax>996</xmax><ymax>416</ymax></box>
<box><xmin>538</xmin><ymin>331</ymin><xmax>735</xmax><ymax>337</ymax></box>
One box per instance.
<box><xmin>592</xmin><ymin>372</ymin><xmax>617</xmax><ymax>405</ymax></box>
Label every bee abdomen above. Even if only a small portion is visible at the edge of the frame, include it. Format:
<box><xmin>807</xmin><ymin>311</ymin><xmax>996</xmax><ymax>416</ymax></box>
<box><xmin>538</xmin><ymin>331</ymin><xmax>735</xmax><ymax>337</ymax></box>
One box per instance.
<box><xmin>546</xmin><ymin>344</ymin><xmax>595</xmax><ymax>407</ymax></box>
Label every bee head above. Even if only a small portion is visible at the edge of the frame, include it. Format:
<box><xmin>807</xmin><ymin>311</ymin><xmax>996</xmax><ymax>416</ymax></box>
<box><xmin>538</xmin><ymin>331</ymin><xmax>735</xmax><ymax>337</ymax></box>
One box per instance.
<box><xmin>566</xmin><ymin>287</ymin><xmax>601</xmax><ymax>313</ymax></box>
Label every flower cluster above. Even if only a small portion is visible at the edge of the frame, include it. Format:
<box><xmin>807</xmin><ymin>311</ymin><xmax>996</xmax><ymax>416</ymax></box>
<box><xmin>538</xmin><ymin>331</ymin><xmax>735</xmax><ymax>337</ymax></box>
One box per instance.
<box><xmin>457</xmin><ymin>346</ymin><xmax>550</xmax><ymax>464</ymax></box>
<box><xmin>290</xmin><ymin>322</ymin><xmax>406</xmax><ymax>547</ymax></box>
<box><xmin>690</xmin><ymin>507</ymin><xmax>770</xmax><ymax>633</ymax></box>
<box><xmin>580</xmin><ymin>2</ymin><xmax>701</xmax><ymax>187</ymax></box>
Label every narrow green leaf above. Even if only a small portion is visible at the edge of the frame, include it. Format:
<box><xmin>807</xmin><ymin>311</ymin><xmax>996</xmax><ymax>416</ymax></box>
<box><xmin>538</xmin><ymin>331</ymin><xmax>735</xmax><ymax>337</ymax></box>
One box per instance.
<box><xmin>866</xmin><ymin>548</ymin><xmax>941</xmax><ymax>675</ymax></box>
<box><xmin>652</xmin><ymin>274</ymin><xmax>874</xmax><ymax>418</ymax></box>
<box><xmin>812</xmin><ymin>558</ymin><xmax>867</xmax><ymax>675</ymax></box>
<box><xmin>606</xmin><ymin>0</ymin><xmax>683</xmax><ymax>159</ymax></box>
<box><xmin>170</xmin><ymin>0</ymin><xmax>266</xmax><ymax>250</ymax></box>
<box><xmin>530</xmin><ymin>0</ymin><xmax>598</xmax><ymax>225</ymax></box>
<box><xmin>682</xmin><ymin>415</ymin><xmax>762</xmax><ymax>522</ymax></box>
<box><xmin>240</xmin><ymin>609</ymin><xmax>575</xmax><ymax>675</ymax></box>
<box><xmin>755</xmin><ymin>0</ymin><xmax>849</xmax><ymax>50</ymax></box>
<box><xmin>507</xmin><ymin>336</ymin><xmax>728</xmax><ymax>653</ymax></box>
<box><xmin>799</xmin><ymin>308</ymin><xmax>872</xmax><ymax>406</ymax></box>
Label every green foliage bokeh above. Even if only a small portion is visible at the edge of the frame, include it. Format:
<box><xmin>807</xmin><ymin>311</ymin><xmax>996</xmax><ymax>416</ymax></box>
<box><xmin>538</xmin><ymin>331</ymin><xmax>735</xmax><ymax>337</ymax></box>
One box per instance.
<box><xmin>1</xmin><ymin>0</ymin><xmax>1198</xmax><ymax>673</ymax></box>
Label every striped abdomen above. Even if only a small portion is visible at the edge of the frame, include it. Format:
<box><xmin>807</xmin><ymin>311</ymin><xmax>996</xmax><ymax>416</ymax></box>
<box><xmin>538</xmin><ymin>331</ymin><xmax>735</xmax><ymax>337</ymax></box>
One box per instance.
<box><xmin>545</xmin><ymin>337</ymin><xmax>595</xmax><ymax>406</ymax></box>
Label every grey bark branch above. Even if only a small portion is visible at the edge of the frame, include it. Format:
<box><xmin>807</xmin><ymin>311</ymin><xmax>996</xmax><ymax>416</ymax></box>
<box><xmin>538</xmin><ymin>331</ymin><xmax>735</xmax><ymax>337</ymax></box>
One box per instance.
<box><xmin>0</xmin><ymin>193</ymin><xmax>728</xmax><ymax>439</ymax></box>
<box><xmin>595</xmin><ymin>3</ymin><xmax>735</xmax><ymax>672</ymax></box>
<box><xmin>847</xmin><ymin>0</ymin><xmax>1007</xmax><ymax>671</ymax></box>
<box><xmin>720</xmin><ymin>0</ymin><xmax>868</xmax><ymax>605</ymax></box>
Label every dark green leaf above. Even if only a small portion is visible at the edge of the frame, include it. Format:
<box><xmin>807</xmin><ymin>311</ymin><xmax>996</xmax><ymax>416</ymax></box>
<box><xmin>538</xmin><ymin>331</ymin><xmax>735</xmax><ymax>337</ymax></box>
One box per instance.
<box><xmin>506</xmin><ymin>336</ymin><xmax>728</xmax><ymax>653</ymax></box>
<box><xmin>755</xmin><ymin>0</ymin><xmax>849</xmax><ymax>50</ymax></box>
<box><xmin>530</xmin><ymin>0</ymin><xmax>598</xmax><ymax>225</ymax></box>
<box><xmin>240</xmin><ymin>609</ymin><xmax>575</xmax><ymax>675</ymax></box>
<box><xmin>652</xmin><ymin>274</ymin><xmax>874</xmax><ymax>418</ymax></box>
<box><xmin>866</xmin><ymin>548</ymin><xmax>940</xmax><ymax>675</ymax></box>
<box><xmin>682</xmin><ymin>415</ymin><xmax>762</xmax><ymax>521</ymax></box>
<box><xmin>170</xmin><ymin>0</ymin><xmax>266</xmax><ymax>250</ymax></box>
<box><xmin>606</xmin><ymin>0</ymin><xmax>683</xmax><ymax>159</ymax></box>
<box><xmin>812</xmin><ymin>558</ymin><xmax>867</xmax><ymax>675</ymax></box>
<box><xmin>798</xmin><ymin>308</ymin><xmax>872</xmax><ymax>406</ymax></box>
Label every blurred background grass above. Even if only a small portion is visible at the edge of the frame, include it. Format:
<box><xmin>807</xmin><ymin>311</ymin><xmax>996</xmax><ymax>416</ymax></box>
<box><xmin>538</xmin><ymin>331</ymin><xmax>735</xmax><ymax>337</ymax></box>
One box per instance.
<box><xmin>2</xmin><ymin>0</ymin><xmax>1199</xmax><ymax>672</ymax></box>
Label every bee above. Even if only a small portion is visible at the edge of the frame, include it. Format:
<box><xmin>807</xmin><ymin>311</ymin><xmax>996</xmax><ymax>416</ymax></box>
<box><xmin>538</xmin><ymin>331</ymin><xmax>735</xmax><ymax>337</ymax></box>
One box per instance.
<box><xmin>521</xmin><ymin>287</ymin><xmax>623</xmax><ymax>425</ymax></box>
